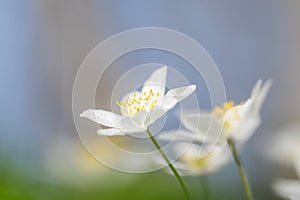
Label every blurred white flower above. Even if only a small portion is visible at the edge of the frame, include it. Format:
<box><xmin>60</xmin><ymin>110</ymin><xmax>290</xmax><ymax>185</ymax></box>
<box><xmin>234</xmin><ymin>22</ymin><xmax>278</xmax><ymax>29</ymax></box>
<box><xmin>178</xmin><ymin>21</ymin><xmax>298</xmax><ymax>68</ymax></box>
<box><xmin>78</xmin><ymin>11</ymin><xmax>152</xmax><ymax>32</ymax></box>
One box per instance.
<box><xmin>266</xmin><ymin>123</ymin><xmax>300</xmax><ymax>199</ymax></box>
<box><xmin>43</xmin><ymin>134</ymin><xmax>141</xmax><ymax>189</ymax></box>
<box><xmin>158</xmin><ymin>130</ymin><xmax>231</xmax><ymax>176</ymax></box>
<box><xmin>173</xmin><ymin>142</ymin><xmax>230</xmax><ymax>176</ymax></box>
<box><xmin>80</xmin><ymin>66</ymin><xmax>196</xmax><ymax>136</ymax></box>
<box><xmin>180</xmin><ymin>80</ymin><xmax>271</xmax><ymax>144</ymax></box>
<box><xmin>272</xmin><ymin>157</ymin><xmax>300</xmax><ymax>200</ymax></box>
<box><xmin>264</xmin><ymin>123</ymin><xmax>300</xmax><ymax>168</ymax></box>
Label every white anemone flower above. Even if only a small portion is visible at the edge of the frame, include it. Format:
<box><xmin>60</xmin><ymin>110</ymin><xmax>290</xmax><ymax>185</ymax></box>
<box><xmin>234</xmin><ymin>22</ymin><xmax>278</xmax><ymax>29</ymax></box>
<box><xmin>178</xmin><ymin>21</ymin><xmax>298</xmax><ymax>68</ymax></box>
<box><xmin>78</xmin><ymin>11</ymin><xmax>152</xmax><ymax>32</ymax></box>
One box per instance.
<box><xmin>264</xmin><ymin>123</ymin><xmax>300</xmax><ymax>169</ymax></box>
<box><xmin>266</xmin><ymin>124</ymin><xmax>300</xmax><ymax>200</ymax></box>
<box><xmin>171</xmin><ymin>142</ymin><xmax>230</xmax><ymax>176</ymax></box>
<box><xmin>158</xmin><ymin>130</ymin><xmax>231</xmax><ymax>176</ymax></box>
<box><xmin>80</xmin><ymin>66</ymin><xmax>196</xmax><ymax>136</ymax></box>
<box><xmin>180</xmin><ymin>80</ymin><xmax>271</xmax><ymax>143</ymax></box>
<box><xmin>272</xmin><ymin>157</ymin><xmax>300</xmax><ymax>200</ymax></box>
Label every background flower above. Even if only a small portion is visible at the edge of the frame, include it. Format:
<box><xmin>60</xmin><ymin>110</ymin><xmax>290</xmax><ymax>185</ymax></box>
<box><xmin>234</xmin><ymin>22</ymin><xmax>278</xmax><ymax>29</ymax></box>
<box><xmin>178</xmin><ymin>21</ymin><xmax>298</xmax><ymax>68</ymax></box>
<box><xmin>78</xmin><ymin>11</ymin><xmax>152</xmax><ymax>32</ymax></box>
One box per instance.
<box><xmin>157</xmin><ymin>140</ymin><xmax>231</xmax><ymax>176</ymax></box>
<box><xmin>263</xmin><ymin>123</ymin><xmax>300</xmax><ymax>199</ymax></box>
<box><xmin>264</xmin><ymin>123</ymin><xmax>300</xmax><ymax>169</ymax></box>
<box><xmin>179</xmin><ymin>80</ymin><xmax>271</xmax><ymax>144</ymax></box>
<box><xmin>272</xmin><ymin>157</ymin><xmax>300</xmax><ymax>200</ymax></box>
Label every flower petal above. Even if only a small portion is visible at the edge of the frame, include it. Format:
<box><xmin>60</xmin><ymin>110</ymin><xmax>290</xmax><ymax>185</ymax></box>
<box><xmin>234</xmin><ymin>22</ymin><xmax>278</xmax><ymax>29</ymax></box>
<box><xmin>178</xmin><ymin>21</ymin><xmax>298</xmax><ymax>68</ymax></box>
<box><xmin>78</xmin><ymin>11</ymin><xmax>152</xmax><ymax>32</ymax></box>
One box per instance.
<box><xmin>251</xmin><ymin>79</ymin><xmax>263</xmax><ymax>97</ymax></box>
<box><xmin>144</xmin><ymin>106</ymin><xmax>166</xmax><ymax>126</ymax></box>
<box><xmin>165</xmin><ymin>84</ymin><xmax>196</xmax><ymax>101</ymax></box>
<box><xmin>232</xmin><ymin>80</ymin><xmax>271</xmax><ymax>142</ymax></box>
<box><xmin>294</xmin><ymin>156</ymin><xmax>300</xmax><ymax>179</ymax></box>
<box><xmin>272</xmin><ymin>178</ymin><xmax>300</xmax><ymax>200</ymax></box>
<box><xmin>129</xmin><ymin>106</ymin><xmax>166</xmax><ymax>128</ymax></box>
<box><xmin>80</xmin><ymin>109</ymin><xmax>122</xmax><ymax>127</ymax></box>
<box><xmin>131</xmin><ymin>110</ymin><xmax>148</xmax><ymax>127</ymax></box>
<box><xmin>249</xmin><ymin>79</ymin><xmax>272</xmax><ymax>114</ymax></box>
<box><xmin>180</xmin><ymin>114</ymin><xmax>224</xmax><ymax>143</ymax></box>
<box><xmin>162</xmin><ymin>85</ymin><xmax>196</xmax><ymax>111</ymax></box>
<box><xmin>255</xmin><ymin>80</ymin><xmax>272</xmax><ymax>109</ymax></box>
<box><xmin>161</xmin><ymin>96</ymin><xmax>178</xmax><ymax>111</ymax></box>
<box><xmin>99</xmin><ymin>117</ymin><xmax>147</xmax><ymax>136</ymax></box>
<box><xmin>80</xmin><ymin>109</ymin><xmax>146</xmax><ymax>134</ymax></box>
<box><xmin>158</xmin><ymin>130</ymin><xmax>206</xmax><ymax>143</ymax></box>
<box><xmin>117</xmin><ymin>116</ymin><xmax>147</xmax><ymax>133</ymax></box>
<box><xmin>97</xmin><ymin>128</ymin><xmax>125</xmax><ymax>136</ymax></box>
<box><xmin>142</xmin><ymin>66</ymin><xmax>167</xmax><ymax>104</ymax></box>
<box><xmin>231</xmin><ymin>113</ymin><xmax>260</xmax><ymax>143</ymax></box>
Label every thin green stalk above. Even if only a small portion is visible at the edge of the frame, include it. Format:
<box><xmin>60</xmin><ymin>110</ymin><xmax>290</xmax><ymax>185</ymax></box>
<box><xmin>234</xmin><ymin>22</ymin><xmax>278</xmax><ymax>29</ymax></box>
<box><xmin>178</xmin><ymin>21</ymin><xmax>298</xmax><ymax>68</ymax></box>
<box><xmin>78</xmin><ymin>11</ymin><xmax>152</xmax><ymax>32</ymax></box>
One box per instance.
<box><xmin>228</xmin><ymin>139</ymin><xmax>254</xmax><ymax>200</ymax></box>
<box><xmin>146</xmin><ymin>128</ymin><xmax>191</xmax><ymax>200</ymax></box>
<box><xmin>201</xmin><ymin>176</ymin><xmax>210</xmax><ymax>200</ymax></box>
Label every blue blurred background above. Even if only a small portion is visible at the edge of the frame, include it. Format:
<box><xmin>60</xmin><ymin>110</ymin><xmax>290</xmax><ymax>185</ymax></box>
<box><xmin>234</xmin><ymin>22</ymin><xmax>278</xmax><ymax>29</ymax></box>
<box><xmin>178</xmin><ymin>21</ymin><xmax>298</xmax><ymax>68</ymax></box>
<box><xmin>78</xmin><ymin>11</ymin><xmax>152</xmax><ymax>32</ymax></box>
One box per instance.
<box><xmin>1</xmin><ymin>1</ymin><xmax>300</xmax><ymax>199</ymax></box>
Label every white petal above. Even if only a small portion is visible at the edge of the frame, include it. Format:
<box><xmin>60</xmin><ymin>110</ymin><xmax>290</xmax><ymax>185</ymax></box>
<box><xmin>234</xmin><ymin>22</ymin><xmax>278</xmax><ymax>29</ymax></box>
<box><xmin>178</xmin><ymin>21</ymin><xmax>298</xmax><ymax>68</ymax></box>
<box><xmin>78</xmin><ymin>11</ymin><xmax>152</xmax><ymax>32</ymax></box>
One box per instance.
<box><xmin>251</xmin><ymin>79</ymin><xmax>263</xmax><ymax>97</ymax></box>
<box><xmin>264</xmin><ymin>124</ymin><xmax>300</xmax><ymax>168</ymax></box>
<box><xmin>117</xmin><ymin>116</ymin><xmax>147</xmax><ymax>133</ymax></box>
<box><xmin>97</xmin><ymin>128</ymin><xmax>125</xmax><ymax>136</ymax></box>
<box><xmin>80</xmin><ymin>109</ymin><xmax>122</xmax><ymax>127</ymax></box>
<box><xmin>142</xmin><ymin>66</ymin><xmax>167</xmax><ymax>104</ymax></box>
<box><xmin>255</xmin><ymin>79</ymin><xmax>272</xmax><ymax>109</ymax></box>
<box><xmin>129</xmin><ymin>106</ymin><xmax>167</xmax><ymax>128</ymax></box>
<box><xmin>101</xmin><ymin>117</ymin><xmax>147</xmax><ymax>135</ymax></box>
<box><xmin>249</xmin><ymin>79</ymin><xmax>272</xmax><ymax>114</ymax></box>
<box><xmin>180</xmin><ymin>114</ymin><xmax>224</xmax><ymax>143</ymax></box>
<box><xmin>144</xmin><ymin>106</ymin><xmax>166</xmax><ymax>126</ymax></box>
<box><xmin>162</xmin><ymin>85</ymin><xmax>196</xmax><ymax>110</ymax></box>
<box><xmin>131</xmin><ymin>110</ymin><xmax>148</xmax><ymax>127</ymax></box>
<box><xmin>165</xmin><ymin>85</ymin><xmax>196</xmax><ymax>101</ymax></box>
<box><xmin>223</xmin><ymin>103</ymin><xmax>258</xmax><ymax>142</ymax></box>
<box><xmin>158</xmin><ymin>130</ymin><xmax>206</xmax><ymax>143</ymax></box>
<box><xmin>232</xmin><ymin>80</ymin><xmax>271</xmax><ymax>142</ymax></box>
<box><xmin>272</xmin><ymin>179</ymin><xmax>300</xmax><ymax>200</ymax></box>
<box><xmin>232</xmin><ymin>116</ymin><xmax>260</xmax><ymax>143</ymax></box>
<box><xmin>294</xmin><ymin>157</ymin><xmax>300</xmax><ymax>179</ymax></box>
<box><xmin>161</xmin><ymin>96</ymin><xmax>178</xmax><ymax>111</ymax></box>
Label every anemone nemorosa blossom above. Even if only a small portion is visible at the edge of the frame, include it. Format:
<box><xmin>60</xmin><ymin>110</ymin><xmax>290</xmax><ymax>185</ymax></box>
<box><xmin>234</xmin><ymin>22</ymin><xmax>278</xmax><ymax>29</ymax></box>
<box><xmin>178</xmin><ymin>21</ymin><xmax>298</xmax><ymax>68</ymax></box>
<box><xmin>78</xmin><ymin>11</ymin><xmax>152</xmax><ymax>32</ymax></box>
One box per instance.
<box><xmin>80</xmin><ymin>66</ymin><xmax>196</xmax><ymax>136</ymax></box>
<box><xmin>172</xmin><ymin>142</ymin><xmax>230</xmax><ymax>176</ymax></box>
<box><xmin>179</xmin><ymin>80</ymin><xmax>271</xmax><ymax>143</ymax></box>
<box><xmin>272</xmin><ymin>156</ymin><xmax>300</xmax><ymax>200</ymax></box>
<box><xmin>156</xmin><ymin>137</ymin><xmax>231</xmax><ymax>176</ymax></box>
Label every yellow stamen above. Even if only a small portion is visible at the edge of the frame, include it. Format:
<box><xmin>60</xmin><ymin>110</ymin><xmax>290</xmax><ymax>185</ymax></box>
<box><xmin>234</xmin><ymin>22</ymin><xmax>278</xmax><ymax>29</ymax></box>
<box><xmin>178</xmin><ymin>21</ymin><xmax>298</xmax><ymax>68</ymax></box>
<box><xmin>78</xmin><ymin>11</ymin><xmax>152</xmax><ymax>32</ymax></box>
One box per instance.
<box><xmin>224</xmin><ymin>101</ymin><xmax>235</xmax><ymax>110</ymax></box>
<box><xmin>212</xmin><ymin>100</ymin><xmax>243</xmax><ymax>133</ymax></box>
<box><xmin>116</xmin><ymin>89</ymin><xmax>161</xmax><ymax>117</ymax></box>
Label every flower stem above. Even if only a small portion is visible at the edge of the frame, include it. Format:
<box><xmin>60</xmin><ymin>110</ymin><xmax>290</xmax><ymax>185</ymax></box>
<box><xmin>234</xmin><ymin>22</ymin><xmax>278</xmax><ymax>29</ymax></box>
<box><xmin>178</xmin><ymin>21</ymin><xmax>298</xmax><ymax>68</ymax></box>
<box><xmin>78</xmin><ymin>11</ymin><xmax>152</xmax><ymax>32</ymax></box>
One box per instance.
<box><xmin>146</xmin><ymin>128</ymin><xmax>191</xmax><ymax>200</ymax></box>
<box><xmin>201</xmin><ymin>176</ymin><xmax>210</xmax><ymax>200</ymax></box>
<box><xmin>228</xmin><ymin>139</ymin><xmax>254</xmax><ymax>200</ymax></box>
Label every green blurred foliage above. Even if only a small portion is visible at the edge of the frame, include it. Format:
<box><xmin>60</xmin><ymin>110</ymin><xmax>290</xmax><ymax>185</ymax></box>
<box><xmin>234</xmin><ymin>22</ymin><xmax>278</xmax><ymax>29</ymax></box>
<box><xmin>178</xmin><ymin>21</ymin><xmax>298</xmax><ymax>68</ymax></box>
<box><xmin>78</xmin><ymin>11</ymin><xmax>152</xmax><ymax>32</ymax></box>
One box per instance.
<box><xmin>0</xmin><ymin>158</ymin><xmax>278</xmax><ymax>200</ymax></box>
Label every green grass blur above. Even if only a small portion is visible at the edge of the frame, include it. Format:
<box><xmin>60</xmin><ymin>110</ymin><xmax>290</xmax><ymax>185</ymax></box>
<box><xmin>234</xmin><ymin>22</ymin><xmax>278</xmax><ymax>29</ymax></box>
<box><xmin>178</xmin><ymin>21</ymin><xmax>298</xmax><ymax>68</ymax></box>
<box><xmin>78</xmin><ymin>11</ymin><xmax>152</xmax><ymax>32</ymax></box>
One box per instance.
<box><xmin>0</xmin><ymin>155</ymin><xmax>277</xmax><ymax>200</ymax></box>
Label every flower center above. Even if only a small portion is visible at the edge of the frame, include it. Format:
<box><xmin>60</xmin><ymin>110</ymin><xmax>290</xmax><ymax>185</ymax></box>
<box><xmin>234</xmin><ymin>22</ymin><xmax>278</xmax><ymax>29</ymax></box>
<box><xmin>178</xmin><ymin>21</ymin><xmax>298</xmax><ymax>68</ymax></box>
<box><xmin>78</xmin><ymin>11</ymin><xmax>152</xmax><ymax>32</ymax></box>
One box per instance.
<box><xmin>116</xmin><ymin>89</ymin><xmax>160</xmax><ymax>117</ymax></box>
<box><xmin>213</xmin><ymin>101</ymin><xmax>242</xmax><ymax>132</ymax></box>
<box><xmin>212</xmin><ymin>101</ymin><xmax>236</xmax><ymax>117</ymax></box>
<box><xmin>182</xmin><ymin>153</ymin><xmax>213</xmax><ymax>170</ymax></box>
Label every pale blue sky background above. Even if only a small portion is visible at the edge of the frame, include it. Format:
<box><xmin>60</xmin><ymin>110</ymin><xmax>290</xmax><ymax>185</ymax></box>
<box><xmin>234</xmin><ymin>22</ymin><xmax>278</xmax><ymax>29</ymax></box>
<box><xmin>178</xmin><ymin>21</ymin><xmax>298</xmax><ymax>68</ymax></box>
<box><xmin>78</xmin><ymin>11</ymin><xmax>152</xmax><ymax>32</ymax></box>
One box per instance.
<box><xmin>1</xmin><ymin>1</ymin><xmax>299</xmax><ymax>199</ymax></box>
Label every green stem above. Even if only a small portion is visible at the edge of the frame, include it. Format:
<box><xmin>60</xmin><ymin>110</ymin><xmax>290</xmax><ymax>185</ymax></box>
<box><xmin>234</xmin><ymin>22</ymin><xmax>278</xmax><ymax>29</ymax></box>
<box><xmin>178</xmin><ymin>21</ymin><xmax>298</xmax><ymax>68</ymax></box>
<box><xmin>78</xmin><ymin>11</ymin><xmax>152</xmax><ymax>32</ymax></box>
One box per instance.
<box><xmin>201</xmin><ymin>176</ymin><xmax>210</xmax><ymax>200</ymax></box>
<box><xmin>228</xmin><ymin>139</ymin><xmax>254</xmax><ymax>200</ymax></box>
<box><xmin>146</xmin><ymin>128</ymin><xmax>191</xmax><ymax>200</ymax></box>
